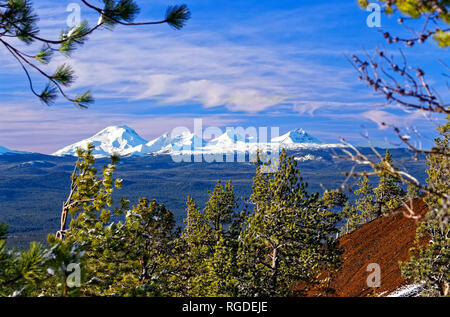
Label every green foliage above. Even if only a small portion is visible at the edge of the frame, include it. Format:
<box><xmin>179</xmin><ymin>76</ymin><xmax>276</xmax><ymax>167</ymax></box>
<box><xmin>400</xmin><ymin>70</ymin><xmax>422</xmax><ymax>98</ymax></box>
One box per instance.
<box><xmin>0</xmin><ymin>240</ymin><xmax>46</xmax><ymax>296</ymax></box>
<box><xmin>165</xmin><ymin>5</ymin><xmax>191</xmax><ymax>30</ymax></box>
<box><xmin>434</xmin><ymin>29</ymin><xmax>450</xmax><ymax>47</ymax></box>
<box><xmin>0</xmin><ymin>223</ymin><xmax>7</xmax><ymax>240</ymax></box>
<box><xmin>79</xmin><ymin>198</ymin><xmax>180</xmax><ymax>296</ymax></box>
<box><xmin>0</xmin><ymin>0</ymin><xmax>190</xmax><ymax>106</ymax></box>
<box><xmin>35</xmin><ymin>45</ymin><xmax>53</xmax><ymax>64</ymax></box>
<box><xmin>99</xmin><ymin>0</ymin><xmax>141</xmax><ymax>27</ymax></box>
<box><xmin>179</xmin><ymin>181</ymin><xmax>242</xmax><ymax>296</ymax></box>
<box><xmin>402</xmin><ymin>118</ymin><xmax>450</xmax><ymax>296</ymax></box>
<box><xmin>321</xmin><ymin>189</ymin><xmax>347</xmax><ymax>210</ymax></box>
<box><xmin>38</xmin><ymin>83</ymin><xmax>58</xmax><ymax>106</ymax></box>
<box><xmin>58</xmin><ymin>144</ymin><xmax>124</xmax><ymax>237</ymax></box>
<box><xmin>238</xmin><ymin>149</ymin><xmax>342</xmax><ymax>296</ymax></box>
<box><xmin>73</xmin><ymin>90</ymin><xmax>94</xmax><ymax>109</ymax></box>
<box><xmin>52</xmin><ymin>64</ymin><xmax>76</xmax><ymax>87</ymax></box>
<box><xmin>58</xmin><ymin>21</ymin><xmax>91</xmax><ymax>56</ymax></box>
<box><xmin>374</xmin><ymin>150</ymin><xmax>406</xmax><ymax>216</ymax></box>
<box><xmin>340</xmin><ymin>151</ymin><xmax>406</xmax><ymax>235</ymax></box>
<box><xmin>341</xmin><ymin>174</ymin><xmax>378</xmax><ymax>235</ymax></box>
<box><xmin>45</xmin><ymin>144</ymin><xmax>182</xmax><ymax>296</ymax></box>
<box><xmin>1</xmin><ymin>0</ymin><xmax>39</xmax><ymax>44</ymax></box>
<box><xmin>425</xmin><ymin>118</ymin><xmax>450</xmax><ymax>210</ymax></box>
<box><xmin>356</xmin><ymin>0</ymin><xmax>449</xmax><ymax>297</ymax></box>
<box><xmin>0</xmin><ymin>148</ymin><xmax>371</xmax><ymax>297</ymax></box>
<box><xmin>406</xmin><ymin>183</ymin><xmax>421</xmax><ymax>200</ymax></box>
<box><xmin>40</xmin><ymin>241</ymin><xmax>86</xmax><ymax>297</ymax></box>
<box><xmin>0</xmin><ymin>225</ymin><xmax>81</xmax><ymax>297</ymax></box>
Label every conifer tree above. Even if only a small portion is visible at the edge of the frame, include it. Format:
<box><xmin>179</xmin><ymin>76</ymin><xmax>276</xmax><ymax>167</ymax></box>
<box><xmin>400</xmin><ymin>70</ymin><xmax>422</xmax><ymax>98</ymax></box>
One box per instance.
<box><xmin>45</xmin><ymin>143</ymin><xmax>128</xmax><ymax>295</ymax></box>
<box><xmin>0</xmin><ymin>223</ymin><xmax>47</xmax><ymax>296</ymax></box>
<box><xmin>406</xmin><ymin>183</ymin><xmax>422</xmax><ymax>200</ymax></box>
<box><xmin>50</xmin><ymin>143</ymin><xmax>125</xmax><ymax>241</ymax></box>
<box><xmin>178</xmin><ymin>197</ymin><xmax>211</xmax><ymax>296</ymax></box>
<box><xmin>44</xmin><ymin>144</ymin><xmax>185</xmax><ymax>296</ymax></box>
<box><xmin>0</xmin><ymin>223</ymin><xmax>83</xmax><ymax>297</ymax></box>
<box><xmin>402</xmin><ymin>120</ymin><xmax>450</xmax><ymax>296</ymax></box>
<box><xmin>84</xmin><ymin>198</ymin><xmax>180</xmax><ymax>296</ymax></box>
<box><xmin>353</xmin><ymin>0</ymin><xmax>449</xmax><ymax>297</ymax></box>
<box><xmin>238</xmin><ymin>149</ymin><xmax>342</xmax><ymax>296</ymax></box>
<box><xmin>374</xmin><ymin>150</ymin><xmax>405</xmax><ymax>216</ymax></box>
<box><xmin>341</xmin><ymin>174</ymin><xmax>378</xmax><ymax>235</ymax></box>
<box><xmin>180</xmin><ymin>181</ymin><xmax>241</xmax><ymax>296</ymax></box>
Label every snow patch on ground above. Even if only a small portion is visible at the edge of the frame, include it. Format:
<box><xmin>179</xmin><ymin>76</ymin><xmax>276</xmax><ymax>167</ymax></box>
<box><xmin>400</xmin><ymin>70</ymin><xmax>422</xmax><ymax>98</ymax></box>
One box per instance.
<box><xmin>294</xmin><ymin>154</ymin><xmax>322</xmax><ymax>162</ymax></box>
<box><xmin>386</xmin><ymin>284</ymin><xmax>422</xmax><ymax>297</ymax></box>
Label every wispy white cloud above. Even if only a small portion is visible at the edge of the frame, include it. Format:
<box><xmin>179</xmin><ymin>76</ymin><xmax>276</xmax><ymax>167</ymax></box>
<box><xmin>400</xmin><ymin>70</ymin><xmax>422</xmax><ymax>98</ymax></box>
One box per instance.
<box><xmin>0</xmin><ymin>101</ymin><xmax>239</xmax><ymax>153</ymax></box>
<box><xmin>361</xmin><ymin>109</ymin><xmax>428</xmax><ymax>130</ymax></box>
<box><xmin>0</xmin><ymin>0</ymin><xmax>357</xmax><ymax>115</ymax></box>
<box><xmin>1</xmin><ymin>0</ymin><xmax>446</xmax><ymax>153</ymax></box>
<box><xmin>0</xmin><ymin>1</ymin><xmax>375</xmax><ymax>115</ymax></box>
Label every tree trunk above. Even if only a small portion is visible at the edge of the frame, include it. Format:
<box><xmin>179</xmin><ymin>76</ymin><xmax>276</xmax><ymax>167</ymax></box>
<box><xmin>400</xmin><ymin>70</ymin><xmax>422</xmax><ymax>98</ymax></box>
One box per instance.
<box><xmin>270</xmin><ymin>247</ymin><xmax>278</xmax><ymax>293</ymax></box>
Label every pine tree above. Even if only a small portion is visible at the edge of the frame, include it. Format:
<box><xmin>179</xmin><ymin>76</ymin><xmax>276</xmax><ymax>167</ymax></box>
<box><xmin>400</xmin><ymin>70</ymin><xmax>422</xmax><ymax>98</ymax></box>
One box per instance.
<box><xmin>402</xmin><ymin>119</ymin><xmax>450</xmax><ymax>296</ymax></box>
<box><xmin>0</xmin><ymin>223</ymin><xmax>47</xmax><ymax>296</ymax></box>
<box><xmin>180</xmin><ymin>181</ymin><xmax>241</xmax><ymax>296</ymax></box>
<box><xmin>238</xmin><ymin>149</ymin><xmax>342</xmax><ymax>296</ymax></box>
<box><xmin>45</xmin><ymin>143</ymin><xmax>128</xmax><ymax>295</ymax></box>
<box><xmin>50</xmin><ymin>143</ymin><xmax>125</xmax><ymax>241</ymax></box>
<box><xmin>46</xmin><ymin>144</ymin><xmax>184</xmax><ymax>296</ymax></box>
<box><xmin>406</xmin><ymin>183</ymin><xmax>421</xmax><ymax>200</ymax></box>
<box><xmin>0</xmin><ymin>223</ymin><xmax>82</xmax><ymax>297</ymax></box>
<box><xmin>88</xmin><ymin>198</ymin><xmax>180</xmax><ymax>296</ymax></box>
<box><xmin>354</xmin><ymin>0</ymin><xmax>449</xmax><ymax>297</ymax></box>
<box><xmin>341</xmin><ymin>174</ymin><xmax>377</xmax><ymax>235</ymax></box>
<box><xmin>374</xmin><ymin>150</ymin><xmax>405</xmax><ymax>216</ymax></box>
<box><xmin>178</xmin><ymin>197</ymin><xmax>211</xmax><ymax>296</ymax></box>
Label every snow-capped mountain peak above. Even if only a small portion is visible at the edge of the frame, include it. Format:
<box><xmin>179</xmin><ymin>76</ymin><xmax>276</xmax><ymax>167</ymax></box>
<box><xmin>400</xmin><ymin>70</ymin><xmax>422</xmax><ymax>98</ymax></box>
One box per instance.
<box><xmin>271</xmin><ymin>128</ymin><xmax>321</xmax><ymax>144</ymax></box>
<box><xmin>52</xmin><ymin>125</ymin><xmax>341</xmax><ymax>158</ymax></box>
<box><xmin>208</xmin><ymin>129</ymin><xmax>247</xmax><ymax>145</ymax></box>
<box><xmin>145</xmin><ymin>132</ymin><xmax>174</xmax><ymax>153</ymax></box>
<box><xmin>52</xmin><ymin>125</ymin><xmax>150</xmax><ymax>158</ymax></box>
<box><xmin>207</xmin><ymin>129</ymin><xmax>262</xmax><ymax>146</ymax></box>
<box><xmin>146</xmin><ymin>131</ymin><xmax>205</xmax><ymax>154</ymax></box>
<box><xmin>171</xmin><ymin>132</ymin><xmax>205</xmax><ymax>149</ymax></box>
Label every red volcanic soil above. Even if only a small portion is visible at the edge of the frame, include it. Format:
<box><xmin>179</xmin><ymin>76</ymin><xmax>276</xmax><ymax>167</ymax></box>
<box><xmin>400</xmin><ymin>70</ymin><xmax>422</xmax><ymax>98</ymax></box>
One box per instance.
<box><xmin>292</xmin><ymin>198</ymin><xmax>429</xmax><ymax>297</ymax></box>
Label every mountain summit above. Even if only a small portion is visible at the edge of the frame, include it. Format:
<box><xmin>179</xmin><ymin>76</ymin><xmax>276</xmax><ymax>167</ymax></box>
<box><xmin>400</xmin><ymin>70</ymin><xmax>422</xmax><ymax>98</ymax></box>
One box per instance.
<box><xmin>271</xmin><ymin>129</ymin><xmax>321</xmax><ymax>144</ymax></box>
<box><xmin>146</xmin><ymin>131</ymin><xmax>205</xmax><ymax>154</ymax></box>
<box><xmin>52</xmin><ymin>125</ymin><xmax>150</xmax><ymax>158</ymax></box>
<box><xmin>53</xmin><ymin>126</ymin><xmax>341</xmax><ymax>158</ymax></box>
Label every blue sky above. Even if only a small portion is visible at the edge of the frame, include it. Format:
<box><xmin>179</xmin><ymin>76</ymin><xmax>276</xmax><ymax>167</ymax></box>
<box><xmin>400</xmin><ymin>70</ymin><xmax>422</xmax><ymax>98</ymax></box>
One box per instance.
<box><xmin>0</xmin><ymin>0</ymin><xmax>448</xmax><ymax>153</ymax></box>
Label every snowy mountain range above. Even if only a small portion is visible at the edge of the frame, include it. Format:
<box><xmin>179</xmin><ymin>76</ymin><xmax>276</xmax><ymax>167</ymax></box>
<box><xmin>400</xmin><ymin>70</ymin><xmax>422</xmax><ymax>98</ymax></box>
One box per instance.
<box><xmin>51</xmin><ymin>125</ymin><xmax>344</xmax><ymax>158</ymax></box>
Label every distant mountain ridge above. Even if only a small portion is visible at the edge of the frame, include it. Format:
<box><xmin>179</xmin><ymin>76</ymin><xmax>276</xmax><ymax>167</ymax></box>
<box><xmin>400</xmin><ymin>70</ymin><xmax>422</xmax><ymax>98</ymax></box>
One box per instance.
<box><xmin>52</xmin><ymin>125</ymin><xmax>344</xmax><ymax>158</ymax></box>
<box><xmin>0</xmin><ymin>145</ymin><xmax>23</xmax><ymax>155</ymax></box>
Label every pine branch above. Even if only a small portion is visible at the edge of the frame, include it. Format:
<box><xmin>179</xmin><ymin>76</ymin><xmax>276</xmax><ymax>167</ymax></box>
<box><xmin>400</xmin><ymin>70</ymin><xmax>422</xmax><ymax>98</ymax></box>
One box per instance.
<box><xmin>0</xmin><ymin>0</ymin><xmax>190</xmax><ymax>108</ymax></box>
